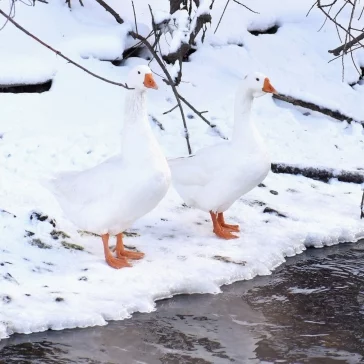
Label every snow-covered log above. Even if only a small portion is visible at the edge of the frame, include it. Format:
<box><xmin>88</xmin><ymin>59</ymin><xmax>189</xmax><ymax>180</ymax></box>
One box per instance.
<box><xmin>272</xmin><ymin>163</ymin><xmax>364</xmax><ymax>184</ymax></box>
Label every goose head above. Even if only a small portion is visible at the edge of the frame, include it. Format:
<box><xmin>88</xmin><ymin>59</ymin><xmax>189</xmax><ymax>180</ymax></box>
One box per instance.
<box><xmin>127</xmin><ymin>65</ymin><xmax>158</xmax><ymax>92</ymax></box>
<box><xmin>243</xmin><ymin>72</ymin><xmax>277</xmax><ymax>98</ymax></box>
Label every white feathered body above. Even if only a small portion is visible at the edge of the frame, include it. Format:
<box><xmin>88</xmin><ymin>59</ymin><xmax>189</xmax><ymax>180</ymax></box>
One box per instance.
<box><xmin>169</xmin><ymin>85</ymin><xmax>271</xmax><ymax>213</ymax></box>
<box><xmin>49</xmin><ymin>90</ymin><xmax>171</xmax><ymax>235</ymax></box>
<box><xmin>169</xmin><ymin>142</ymin><xmax>270</xmax><ymax>213</ymax></box>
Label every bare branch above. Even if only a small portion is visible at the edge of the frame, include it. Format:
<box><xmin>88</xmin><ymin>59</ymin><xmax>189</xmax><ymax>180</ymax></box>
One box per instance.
<box><xmin>0</xmin><ymin>0</ymin><xmax>15</xmax><ymax>32</ymax></box>
<box><xmin>312</xmin><ymin>0</ymin><xmax>364</xmax><ymax>78</ymax></box>
<box><xmin>0</xmin><ymin>9</ymin><xmax>132</xmax><ymax>89</ymax></box>
<box><xmin>65</xmin><ymin>0</ymin><xmax>84</xmax><ymax>8</ymax></box>
<box><xmin>307</xmin><ymin>1</ymin><xmax>318</xmax><ymax>17</ymax></box>
<box><xmin>329</xmin><ymin>31</ymin><xmax>364</xmax><ymax>56</ymax></box>
<box><xmin>214</xmin><ymin>0</ymin><xmax>230</xmax><ymax>34</ymax></box>
<box><xmin>361</xmin><ymin>190</ymin><xmax>364</xmax><ymax>219</ymax></box>
<box><xmin>130</xmin><ymin>30</ymin><xmax>193</xmax><ymax>154</ymax></box>
<box><xmin>131</xmin><ymin>0</ymin><xmax>138</xmax><ymax>33</ymax></box>
<box><xmin>273</xmin><ymin>93</ymin><xmax>364</xmax><ymax>126</ymax></box>
<box><xmin>177</xmin><ymin>92</ymin><xmax>228</xmax><ymax>139</ymax></box>
<box><xmin>317</xmin><ymin>0</ymin><xmax>364</xmax><ymax>48</ymax></box>
<box><xmin>232</xmin><ymin>0</ymin><xmax>259</xmax><ymax>14</ymax></box>
<box><xmin>163</xmin><ymin>104</ymin><xmax>178</xmax><ymax>115</ymax></box>
<box><xmin>215</xmin><ymin>0</ymin><xmax>258</xmax><ymax>34</ymax></box>
<box><xmin>94</xmin><ymin>0</ymin><xmax>124</xmax><ymax>24</ymax></box>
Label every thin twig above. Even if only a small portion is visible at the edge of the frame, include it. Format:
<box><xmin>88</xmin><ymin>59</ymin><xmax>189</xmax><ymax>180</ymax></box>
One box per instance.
<box><xmin>0</xmin><ymin>9</ymin><xmax>132</xmax><ymax>89</ymax></box>
<box><xmin>329</xmin><ymin>31</ymin><xmax>364</xmax><ymax>56</ymax></box>
<box><xmin>273</xmin><ymin>92</ymin><xmax>364</xmax><ymax>125</ymax></box>
<box><xmin>0</xmin><ymin>0</ymin><xmax>15</xmax><ymax>32</ymax></box>
<box><xmin>307</xmin><ymin>0</ymin><xmax>318</xmax><ymax>16</ymax></box>
<box><xmin>131</xmin><ymin>0</ymin><xmax>138</xmax><ymax>33</ymax></box>
<box><xmin>214</xmin><ymin>0</ymin><xmax>230</xmax><ymax>34</ymax></box>
<box><xmin>163</xmin><ymin>104</ymin><xmax>178</xmax><ymax>115</ymax></box>
<box><xmin>177</xmin><ymin>92</ymin><xmax>228</xmax><ymax>139</ymax></box>
<box><xmin>130</xmin><ymin>30</ymin><xmax>192</xmax><ymax>154</ymax></box>
<box><xmin>232</xmin><ymin>0</ymin><xmax>259</xmax><ymax>14</ymax></box>
<box><xmin>358</xmin><ymin>4</ymin><xmax>364</xmax><ymax>21</ymax></box>
<box><xmin>328</xmin><ymin>44</ymin><xmax>362</xmax><ymax>63</ymax></box>
<box><xmin>314</xmin><ymin>0</ymin><xmax>364</xmax><ymax>79</ymax></box>
<box><xmin>361</xmin><ymin>190</ymin><xmax>364</xmax><ymax>219</ymax></box>
<box><xmin>94</xmin><ymin>0</ymin><xmax>124</xmax><ymax>24</ymax></box>
<box><xmin>317</xmin><ymin>0</ymin><xmax>364</xmax><ymax>47</ymax></box>
<box><xmin>341</xmin><ymin>0</ymin><xmax>357</xmax><ymax>79</ymax></box>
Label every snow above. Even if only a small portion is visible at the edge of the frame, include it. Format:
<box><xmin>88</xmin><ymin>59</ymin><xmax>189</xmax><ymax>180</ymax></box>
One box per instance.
<box><xmin>0</xmin><ymin>0</ymin><xmax>364</xmax><ymax>339</ymax></box>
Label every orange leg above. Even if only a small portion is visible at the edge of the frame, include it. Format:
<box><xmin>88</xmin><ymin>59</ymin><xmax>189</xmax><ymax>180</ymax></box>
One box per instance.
<box><xmin>102</xmin><ymin>234</ymin><xmax>131</xmax><ymax>269</ymax></box>
<box><xmin>210</xmin><ymin>212</ymin><xmax>238</xmax><ymax>239</ymax></box>
<box><xmin>115</xmin><ymin>233</ymin><xmax>145</xmax><ymax>260</ymax></box>
<box><xmin>217</xmin><ymin>212</ymin><xmax>240</xmax><ymax>232</ymax></box>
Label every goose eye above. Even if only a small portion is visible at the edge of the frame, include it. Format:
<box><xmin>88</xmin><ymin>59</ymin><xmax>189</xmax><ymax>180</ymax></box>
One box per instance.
<box><xmin>138</xmin><ymin>71</ymin><xmax>141</xmax><ymax>74</ymax></box>
<box><xmin>256</xmin><ymin>77</ymin><xmax>260</xmax><ymax>81</ymax></box>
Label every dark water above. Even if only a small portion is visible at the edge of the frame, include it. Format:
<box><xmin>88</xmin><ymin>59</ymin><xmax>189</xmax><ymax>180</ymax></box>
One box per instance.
<box><xmin>1</xmin><ymin>240</ymin><xmax>364</xmax><ymax>364</ymax></box>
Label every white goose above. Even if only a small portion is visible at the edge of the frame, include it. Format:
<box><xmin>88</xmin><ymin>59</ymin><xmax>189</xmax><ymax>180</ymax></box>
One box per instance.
<box><xmin>169</xmin><ymin>72</ymin><xmax>277</xmax><ymax>239</ymax></box>
<box><xmin>48</xmin><ymin>65</ymin><xmax>171</xmax><ymax>268</ymax></box>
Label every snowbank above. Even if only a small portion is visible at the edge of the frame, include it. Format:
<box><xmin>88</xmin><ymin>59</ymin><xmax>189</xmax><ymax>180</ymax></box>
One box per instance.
<box><xmin>0</xmin><ymin>0</ymin><xmax>363</xmax><ymax>339</ymax></box>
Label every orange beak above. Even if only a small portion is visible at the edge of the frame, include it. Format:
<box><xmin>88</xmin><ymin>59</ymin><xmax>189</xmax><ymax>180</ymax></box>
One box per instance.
<box><xmin>144</xmin><ymin>73</ymin><xmax>158</xmax><ymax>90</ymax></box>
<box><xmin>262</xmin><ymin>77</ymin><xmax>277</xmax><ymax>94</ymax></box>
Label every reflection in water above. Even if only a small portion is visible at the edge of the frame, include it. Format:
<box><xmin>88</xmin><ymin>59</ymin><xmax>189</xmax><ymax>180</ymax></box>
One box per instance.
<box><xmin>1</xmin><ymin>241</ymin><xmax>364</xmax><ymax>363</ymax></box>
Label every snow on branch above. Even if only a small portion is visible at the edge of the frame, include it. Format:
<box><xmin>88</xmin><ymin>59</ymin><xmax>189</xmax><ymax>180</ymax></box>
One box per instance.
<box><xmin>311</xmin><ymin>0</ymin><xmax>364</xmax><ymax>78</ymax></box>
<box><xmin>157</xmin><ymin>0</ymin><xmax>212</xmax><ymax>83</ymax></box>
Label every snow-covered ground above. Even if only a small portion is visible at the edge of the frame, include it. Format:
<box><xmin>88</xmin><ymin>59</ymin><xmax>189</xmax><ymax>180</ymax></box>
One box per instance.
<box><xmin>0</xmin><ymin>0</ymin><xmax>363</xmax><ymax>339</ymax></box>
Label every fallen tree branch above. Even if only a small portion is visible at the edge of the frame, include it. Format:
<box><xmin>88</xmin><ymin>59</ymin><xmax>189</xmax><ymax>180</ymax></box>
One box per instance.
<box><xmin>273</xmin><ymin>93</ymin><xmax>364</xmax><ymax>126</ymax></box>
<box><xmin>361</xmin><ymin>190</ymin><xmax>364</xmax><ymax>219</ymax></box>
<box><xmin>271</xmin><ymin>162</ymin><xmax>364</xmax><ymax>184</ymax></box>
<box><xmin>329</xmin><ymin>31</ymin><xmax>364</xmax><ymax>56</ymax></box>
<box><xmin>94</xmin><ymin>0</ymin><xmax>124</xmax><ymax>24</ymax></box>
<box><xmin>0</xmin><ymin>9</ymin><xmax>132</xmax><ymax>89</ymax></box>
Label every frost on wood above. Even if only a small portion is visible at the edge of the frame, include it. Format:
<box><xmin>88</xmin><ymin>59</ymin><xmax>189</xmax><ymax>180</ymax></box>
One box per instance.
<box><xmin>161</xmin><ymin>1</ymin><xmax>212</xmax><ymax>64</ymax></box>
